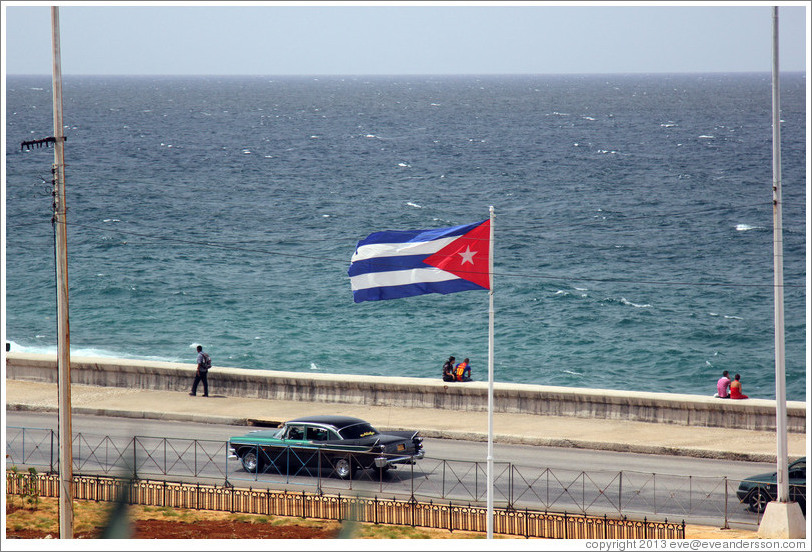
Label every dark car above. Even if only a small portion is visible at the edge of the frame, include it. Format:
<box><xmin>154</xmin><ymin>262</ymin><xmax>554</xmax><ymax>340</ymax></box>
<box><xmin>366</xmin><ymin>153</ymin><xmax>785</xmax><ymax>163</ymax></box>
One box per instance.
<box><xmin>228</xmin><ymin>415</ymin><xmax>424</xmax><ymax>479</ymax></box>
<box><xmin>736</xmin><ymin>457</ymin><xmax>806</xmax><ymax>514</ymax></box>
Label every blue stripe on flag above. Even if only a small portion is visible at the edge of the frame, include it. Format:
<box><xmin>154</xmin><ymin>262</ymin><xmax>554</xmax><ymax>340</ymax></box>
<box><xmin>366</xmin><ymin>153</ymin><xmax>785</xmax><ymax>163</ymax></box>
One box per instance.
<box><xmin>351</xmin><ymin>278</ymin><xmax>486</xmax><ymax>303</ymax></box>
<box><xmin>355</xmin><ymin>220</ymin><xmax>483</xmax><ymax>248</ymax></box>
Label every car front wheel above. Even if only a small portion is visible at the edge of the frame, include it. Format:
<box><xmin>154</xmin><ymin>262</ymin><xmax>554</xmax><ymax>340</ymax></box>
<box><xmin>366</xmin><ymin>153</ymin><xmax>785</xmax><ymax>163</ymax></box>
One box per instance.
<box><xmin>240</xmin><ymin>450</ymin><xmax>262</xmax><ymax>473</ymax></box>
<box><xmin>747</xmin><ymin>490</ymin><xmax>771</xmax><ymax>513</ymax></box>
<box><xmin>334</xmin><ymin>457</ymin><xmax>356</xmax><ymax>479</ymax></box>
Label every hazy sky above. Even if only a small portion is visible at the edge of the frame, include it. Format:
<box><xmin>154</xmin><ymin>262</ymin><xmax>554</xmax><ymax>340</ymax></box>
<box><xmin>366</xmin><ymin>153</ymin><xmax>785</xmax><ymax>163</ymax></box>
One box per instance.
<box><xmin>1</xmin><ymin>2</ymin><xmax>809</xmax><ymax>76</ymax></box>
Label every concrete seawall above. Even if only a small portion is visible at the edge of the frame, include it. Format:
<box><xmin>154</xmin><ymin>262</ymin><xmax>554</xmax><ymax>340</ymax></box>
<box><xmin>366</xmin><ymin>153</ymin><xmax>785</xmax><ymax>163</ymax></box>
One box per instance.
<box><xmin>5</xmin><ymin>352</ymin><xmax>805</xmax><ymax>433</ymax></box>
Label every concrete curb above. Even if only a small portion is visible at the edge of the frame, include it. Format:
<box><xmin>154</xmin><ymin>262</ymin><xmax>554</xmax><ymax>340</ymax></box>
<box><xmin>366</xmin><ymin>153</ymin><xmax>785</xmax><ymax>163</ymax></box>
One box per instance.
<box><xmin>7</xmin><ymin>402</ymin><xmax>780</xmax><ymax>464</ymax></box>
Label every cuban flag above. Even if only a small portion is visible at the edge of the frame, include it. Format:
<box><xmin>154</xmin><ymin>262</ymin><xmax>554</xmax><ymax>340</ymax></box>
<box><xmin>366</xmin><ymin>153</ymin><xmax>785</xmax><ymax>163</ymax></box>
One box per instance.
<box><xmin>348</xmin><ymin>219</ymin><xmax>490</xmax><ymax>303</ymax></box>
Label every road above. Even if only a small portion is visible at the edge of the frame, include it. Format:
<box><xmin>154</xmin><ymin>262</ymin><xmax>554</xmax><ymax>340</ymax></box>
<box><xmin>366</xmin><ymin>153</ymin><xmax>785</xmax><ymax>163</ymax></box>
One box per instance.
<box><xmin>6</xmin><ymin>411</ymin><xmax>777</xmax><ymax>527</ymax></box>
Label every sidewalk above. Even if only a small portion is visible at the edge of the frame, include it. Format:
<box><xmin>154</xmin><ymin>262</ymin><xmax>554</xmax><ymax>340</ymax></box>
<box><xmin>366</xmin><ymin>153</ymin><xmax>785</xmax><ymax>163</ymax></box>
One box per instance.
<box><xmin>4</xmin><ymin>379</ymin><xmax>806</xmax><ymax>462</ymax></box>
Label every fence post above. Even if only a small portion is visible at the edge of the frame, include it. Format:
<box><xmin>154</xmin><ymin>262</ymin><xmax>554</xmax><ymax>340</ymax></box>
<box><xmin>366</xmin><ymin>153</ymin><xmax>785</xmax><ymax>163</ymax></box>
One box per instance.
<box><xmin>410</xmin><ymin>457</ymin><xmax>414</xmax><ymax>500</ymax></box>
<box><xmin>316</xmin><ymin>450</ymin><xmax>322</xmax><ymax>496</ymax></box>
<box><xmin>442</xmin><ymin>460</ymin><xmax>446</xmax><ymax>499</ymax></box>
<box><xmin>689</xmin><ymin>475</ymin><xmax>692</xmax><ymax>513</ymax></box>
<box><xmin>224</xmin><ymin>443</ymin><xmax>230</xmax><ymax>487</ymax></box>
<box><xmin>50</xmin><ymin>430</ymin><xmax>55</xmax><ymax>473</ymax></box>
<box><xmin>582</xmin><ymin>471</ymin><xmax>586</xmax><ymax>513</ymax></box>
<box><xmin>132</xmin><ymin>437</ymin><xmax>137</xmax><ymax>479</ymax></box>
<box><xmin>374</xmin><ymin>496</ymin><xmax>378</xmax><ymax>525</ymax></box>
<box><xmin>564</xmin><ymin>511</ymin><xmax>568</xmax><ymax>539</ymax></box>
<box><xmin>618</xmin><ymin>470</ymin><xmax>622</xmax><ymax>516</ymax></box>
<box><xmin>448</xmin><ymin>500</ymin><xmax>453</xmax><ymax>533</ymax></box>
<box><xmin>723</xmin><ymin>477</ymin><xmax>730</xmax><ymax>529</ymax></box>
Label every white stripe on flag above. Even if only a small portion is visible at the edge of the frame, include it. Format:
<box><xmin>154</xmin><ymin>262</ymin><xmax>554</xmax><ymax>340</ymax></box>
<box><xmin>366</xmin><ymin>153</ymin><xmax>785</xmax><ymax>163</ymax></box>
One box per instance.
<box><xmin>350</xmin><ymin>236</ymin><xmax>458</xmax><ymax>262</ymax></box>
<box><xmin>350</xmin><ymin>266</ymin><xmax>458</xmax><ymax>291</ymax></box>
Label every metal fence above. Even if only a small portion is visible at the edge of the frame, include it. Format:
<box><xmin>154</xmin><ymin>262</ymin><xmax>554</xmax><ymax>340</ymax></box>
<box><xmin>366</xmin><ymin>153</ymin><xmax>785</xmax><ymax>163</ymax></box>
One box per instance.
<box><xmin>6</xmin><ymin>471</ymin><xmax>685</xmax><ymax>539</ymax></box>
<box><xmin>7</xmin><ymin>426</ymin><xmax>803</xmax><ymax>528</ymax></box>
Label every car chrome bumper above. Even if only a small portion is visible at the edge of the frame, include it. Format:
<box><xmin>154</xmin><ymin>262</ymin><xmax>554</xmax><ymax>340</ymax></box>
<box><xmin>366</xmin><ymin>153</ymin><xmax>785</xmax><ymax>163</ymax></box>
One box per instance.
<box><xmin>375</xmin><ymin>449</ymin><xmax>425</xmax><ymax>468</ymax></box>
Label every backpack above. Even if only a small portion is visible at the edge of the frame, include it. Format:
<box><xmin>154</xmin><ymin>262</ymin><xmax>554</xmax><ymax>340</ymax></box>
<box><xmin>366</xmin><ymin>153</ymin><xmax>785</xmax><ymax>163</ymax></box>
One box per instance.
<box><xmin>200</xmin><ymin>352</ymin><xmax>212</xmax><ymax>371</ymax></box>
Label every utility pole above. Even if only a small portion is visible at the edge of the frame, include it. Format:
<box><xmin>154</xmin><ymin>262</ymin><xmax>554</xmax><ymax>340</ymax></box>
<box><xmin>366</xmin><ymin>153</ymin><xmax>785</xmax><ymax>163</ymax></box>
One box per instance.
<box><xmin>51</xmin><ymin>6</ymin><xmax>74</xmax><ymax>539</ymax></box>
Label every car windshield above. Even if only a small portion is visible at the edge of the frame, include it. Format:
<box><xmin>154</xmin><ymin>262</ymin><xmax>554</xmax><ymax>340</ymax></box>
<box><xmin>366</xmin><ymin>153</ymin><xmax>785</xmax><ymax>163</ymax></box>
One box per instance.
<box><xmin>338</xmin><ymin>422</ymin><xmax>379</xmax><ymax>440</ymax></box>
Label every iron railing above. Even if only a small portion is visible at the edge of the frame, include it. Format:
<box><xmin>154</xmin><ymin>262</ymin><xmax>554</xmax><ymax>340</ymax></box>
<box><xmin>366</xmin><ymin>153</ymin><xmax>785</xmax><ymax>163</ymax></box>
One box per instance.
<box><xmin>6</xmin><ymin>471</ymin><xmax>686</xmax><ymax>539</ymax></box>
<box><xmin>6</xmin><ymin>426</ymin><xmax>803</xmax><ymax>529</ymax></box>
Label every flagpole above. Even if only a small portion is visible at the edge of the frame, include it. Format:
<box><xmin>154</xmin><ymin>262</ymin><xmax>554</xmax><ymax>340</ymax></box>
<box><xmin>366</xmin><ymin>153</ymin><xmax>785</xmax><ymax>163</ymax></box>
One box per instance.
<box><xmin>486</xmin><ymin>205</ymin><xmax>495</xmax><ymax>539</ymax></box>
<box><xmin>769</xmin><ymin>3</ymin><xmax>790</xmax><ymax>507</ymax></box>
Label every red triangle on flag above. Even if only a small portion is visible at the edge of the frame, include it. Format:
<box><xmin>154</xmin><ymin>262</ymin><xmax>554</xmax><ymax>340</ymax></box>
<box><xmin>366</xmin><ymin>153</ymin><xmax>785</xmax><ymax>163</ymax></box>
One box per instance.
<box><xmin>423</xmin><ymin>220</ymin><xmax>490</xmax><ymax>289</ymax></box>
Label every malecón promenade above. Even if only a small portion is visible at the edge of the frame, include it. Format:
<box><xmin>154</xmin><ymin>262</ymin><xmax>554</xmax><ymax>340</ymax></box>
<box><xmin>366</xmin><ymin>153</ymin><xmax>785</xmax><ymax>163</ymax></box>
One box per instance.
<box><xmin>5</xmin><ymin>352</ymin><xmax>806</xmax><ymax>461</ymax></box>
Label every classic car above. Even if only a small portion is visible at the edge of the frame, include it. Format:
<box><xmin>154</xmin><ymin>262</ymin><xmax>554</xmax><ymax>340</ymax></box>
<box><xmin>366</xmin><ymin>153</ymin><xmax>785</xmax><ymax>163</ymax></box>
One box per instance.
<box><xmin>228</xmin><ymin>415</ymin><xmax>425</xmax><ymax>479</ymax></box>
<box><xmin>736</xmin><ymin>457</ymin><xmax>806</xmax><ymax>514</ymax></box>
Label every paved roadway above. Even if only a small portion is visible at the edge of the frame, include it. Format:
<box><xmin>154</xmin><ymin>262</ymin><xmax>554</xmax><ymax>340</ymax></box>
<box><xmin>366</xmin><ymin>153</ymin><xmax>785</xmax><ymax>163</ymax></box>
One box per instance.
<box><xmin>6</xmin><ymin>411</ymin><xmax>777</xmax><ymax>528</ymax></box>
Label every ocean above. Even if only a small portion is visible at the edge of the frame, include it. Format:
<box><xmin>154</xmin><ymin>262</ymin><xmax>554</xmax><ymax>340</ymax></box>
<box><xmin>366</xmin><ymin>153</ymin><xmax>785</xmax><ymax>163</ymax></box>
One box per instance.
<box><xmin>4</xmin><ymin>73</ymin><xmax>807</xmax><ymax>401</ymax></box>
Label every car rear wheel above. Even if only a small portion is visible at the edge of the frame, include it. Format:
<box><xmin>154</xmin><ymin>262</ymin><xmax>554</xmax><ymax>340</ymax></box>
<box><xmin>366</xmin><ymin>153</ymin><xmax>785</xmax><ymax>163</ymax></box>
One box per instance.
<box><xmin>240</xmin><ymin>450</ymin><xmax>262</xmax><ymax>473</ymax></box>
<box><xmin>747</xmin><ymin>490</ymin><xmax>771</xmax><ymax>513</ymax></box>
<box><xmin>334</xmin><ymin>457</ymin><xmax>356</xmax><ymax>479</ymax></box>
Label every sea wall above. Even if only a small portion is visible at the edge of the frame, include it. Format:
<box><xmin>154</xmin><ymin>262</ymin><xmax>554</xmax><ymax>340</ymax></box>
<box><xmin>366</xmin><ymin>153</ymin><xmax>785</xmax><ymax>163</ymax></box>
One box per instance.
<box><xmin>5</xmin><ymin>352</ymin><xmax>805</xmax><ymax>432</ymax></box>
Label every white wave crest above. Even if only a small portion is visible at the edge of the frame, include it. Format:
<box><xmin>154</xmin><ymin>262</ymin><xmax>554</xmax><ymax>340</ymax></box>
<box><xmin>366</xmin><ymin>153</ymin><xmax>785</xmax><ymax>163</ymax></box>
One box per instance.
<box><xmin>621</xmin><ymin>297</ymin><xmax>651</xmax><ymax>308</ymax></box>
<box><xmin>406</xmin><ymin>202</ymin><xmax>422</xmax><ymax>209</ymax></box>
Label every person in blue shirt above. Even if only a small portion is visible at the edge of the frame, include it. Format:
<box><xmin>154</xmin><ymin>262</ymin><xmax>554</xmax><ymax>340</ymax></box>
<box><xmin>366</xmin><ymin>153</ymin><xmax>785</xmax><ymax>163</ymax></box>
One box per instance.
<box><xmin>455</xmin><ymin>358</ymin><xmax>472</xmax><ymax>382</ymax></box>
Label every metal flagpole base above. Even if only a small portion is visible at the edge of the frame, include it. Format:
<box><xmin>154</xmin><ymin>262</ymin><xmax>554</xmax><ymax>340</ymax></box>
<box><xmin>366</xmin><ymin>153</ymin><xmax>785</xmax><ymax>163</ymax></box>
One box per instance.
<box><xmin>757</xmin><ymin>502</ymin><xmax>806</xmax><ymax>539</ymax></box>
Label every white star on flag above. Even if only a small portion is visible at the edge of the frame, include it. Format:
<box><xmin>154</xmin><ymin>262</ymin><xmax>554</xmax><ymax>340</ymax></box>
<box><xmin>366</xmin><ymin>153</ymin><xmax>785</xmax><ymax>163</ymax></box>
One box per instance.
<box><xmin>458</xmin><ymin>245</ymin><xmax>477</xmax><ymax>265</ymax></box>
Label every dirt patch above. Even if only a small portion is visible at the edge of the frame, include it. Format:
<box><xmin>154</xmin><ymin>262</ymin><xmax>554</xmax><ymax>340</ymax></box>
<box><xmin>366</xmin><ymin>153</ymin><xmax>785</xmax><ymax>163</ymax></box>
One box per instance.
<box><xmin>6</xmin><ymin>518</ymin><xmax>341</xmax><ymax>539</ymax></box>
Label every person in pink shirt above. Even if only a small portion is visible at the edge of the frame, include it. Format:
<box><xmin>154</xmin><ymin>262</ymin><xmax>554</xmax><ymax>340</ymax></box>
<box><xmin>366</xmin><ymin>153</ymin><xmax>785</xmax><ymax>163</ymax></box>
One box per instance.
<box><xmin>716</xmin><ymin>370</ymin><xmax>731</xmax><ymax>398</ymax></box>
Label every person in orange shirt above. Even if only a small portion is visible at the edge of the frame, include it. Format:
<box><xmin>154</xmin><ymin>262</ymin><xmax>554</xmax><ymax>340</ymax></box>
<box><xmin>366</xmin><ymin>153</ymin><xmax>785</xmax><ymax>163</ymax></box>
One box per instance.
<box><xmin>729</xmin><ymin>373</ymin><xmax>748</xmax><ymax>399</ymax></box>
<box><xmin>455</xmin><ymin>358</ymin><xmax>472</xmax><ymax>382</ymax></box>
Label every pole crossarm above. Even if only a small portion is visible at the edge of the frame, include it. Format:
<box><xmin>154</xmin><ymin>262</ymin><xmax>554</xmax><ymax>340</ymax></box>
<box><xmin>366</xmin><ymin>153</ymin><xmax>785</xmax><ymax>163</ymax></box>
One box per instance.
<box><xmin>21</xmin><ymin>136</ymin><xmax>66</xmax><ymax>151</ymax></box>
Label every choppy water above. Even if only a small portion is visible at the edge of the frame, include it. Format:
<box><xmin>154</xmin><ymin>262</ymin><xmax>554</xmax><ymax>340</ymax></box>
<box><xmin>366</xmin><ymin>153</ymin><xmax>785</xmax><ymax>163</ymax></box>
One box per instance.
<box><xmin>4</xmin><ymin>73</ymin><xmax>806</xmax><ymax>400</ymax></box>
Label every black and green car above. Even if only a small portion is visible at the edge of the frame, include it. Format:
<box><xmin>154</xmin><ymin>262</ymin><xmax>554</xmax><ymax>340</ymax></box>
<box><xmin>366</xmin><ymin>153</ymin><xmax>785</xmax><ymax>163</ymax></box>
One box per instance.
<box><xmin>229</xmin><ymin>415</ymin><xmax>425</xmax><ymax>479</ymax></box>
<box><xmin>736</xmin><ymin>457</ymin><xmax>806</xmax><ymax>514</ymax></box>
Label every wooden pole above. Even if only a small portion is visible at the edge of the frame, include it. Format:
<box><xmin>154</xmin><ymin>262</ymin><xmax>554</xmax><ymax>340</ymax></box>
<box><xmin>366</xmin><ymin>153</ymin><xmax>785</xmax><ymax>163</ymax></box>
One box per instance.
<box><xmin>51</xmin><ymin>6</ymin><xmax>74</xmax><ymax>539</ymax></box>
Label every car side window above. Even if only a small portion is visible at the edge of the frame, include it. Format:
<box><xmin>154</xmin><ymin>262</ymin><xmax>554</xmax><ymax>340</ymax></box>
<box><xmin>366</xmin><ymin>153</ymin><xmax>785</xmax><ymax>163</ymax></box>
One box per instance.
<box><xmin>285</xmin><ymin>425</ymin><xmax>305</xmax><ymax>441</ymax></box>
<box><xmin>307</xmin><ymin>427</ymin><xmax>329</xmax><ymax>441</ymax></box>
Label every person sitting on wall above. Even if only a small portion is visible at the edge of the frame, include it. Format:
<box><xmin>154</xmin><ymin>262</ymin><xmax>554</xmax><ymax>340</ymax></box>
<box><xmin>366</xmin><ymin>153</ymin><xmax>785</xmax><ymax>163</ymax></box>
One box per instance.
<box><xmin>455</xmin><ymin>358</ymin><xmax>472</xmax><ymax>382</ymax></box>
<box><xmin>729</xmin><ymin>373</ymin><xmax>749</xmax><ymax>399</ymax></box>
<box><xmin>714</xmin><ymin>370</ymin><xmax>731</xmax><ymax>398</ymax></box>
<box><xmin>442</xmin><ymin>356</ymin><xmax>456</xmax><ymax>382</ymax></box>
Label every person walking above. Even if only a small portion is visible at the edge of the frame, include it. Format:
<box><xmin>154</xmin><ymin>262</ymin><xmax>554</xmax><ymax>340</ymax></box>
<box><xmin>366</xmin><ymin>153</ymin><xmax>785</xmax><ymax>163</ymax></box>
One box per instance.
<box><xmin>190</xmin><ymin>345</ymin><xmax>211</xmax><ymax>397</ymax></box>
